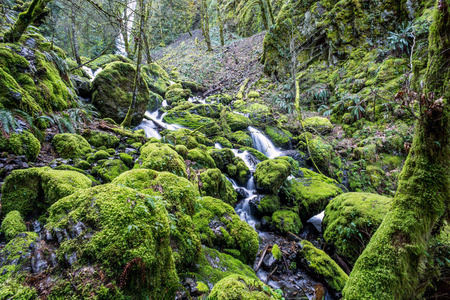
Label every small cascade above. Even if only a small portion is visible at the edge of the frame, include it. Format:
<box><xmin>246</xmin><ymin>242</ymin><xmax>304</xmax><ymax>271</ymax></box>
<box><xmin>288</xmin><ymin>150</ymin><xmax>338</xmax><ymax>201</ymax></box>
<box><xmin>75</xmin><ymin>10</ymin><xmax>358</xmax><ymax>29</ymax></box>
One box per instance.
<box><xmin>248</xmin><ymin>126</ymin><xmax>282</xmax><ymax>159</ymax></box>
<box><xmin>82</xmin><ymin>66</ymin><xmax>103</xmax><ymax>82</ymax></box>
<box><xmin>215</xmin><ymin>143</ymin><xmax>223</xmax><ymax>149</ymax></box>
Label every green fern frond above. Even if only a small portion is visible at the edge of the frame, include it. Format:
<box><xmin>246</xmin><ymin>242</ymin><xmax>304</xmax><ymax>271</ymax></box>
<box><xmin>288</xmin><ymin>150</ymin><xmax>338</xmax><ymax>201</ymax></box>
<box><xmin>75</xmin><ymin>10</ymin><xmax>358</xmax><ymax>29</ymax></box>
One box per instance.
<box><xmin>0</xmin><ymin>109</ymin><xmax>19</xmax><ymax>135</ymax></box>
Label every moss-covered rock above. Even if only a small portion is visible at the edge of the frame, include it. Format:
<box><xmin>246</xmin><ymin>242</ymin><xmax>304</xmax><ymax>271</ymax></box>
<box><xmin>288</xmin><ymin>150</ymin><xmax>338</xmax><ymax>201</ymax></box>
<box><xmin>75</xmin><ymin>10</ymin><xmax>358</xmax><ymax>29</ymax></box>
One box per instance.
<box><xmin>119</xmin><ymin>152</ymin><xmax>134</xmax><ymax>168</ymax></box>
<box><xmin>1</xmin><ymin>167</ymin><xmax>92</xmax><ymax>218</ymax></box>
<box><xmin>208</xmin><ymin>148</ymin><xmax>235</xmax><ymax>171</ymax></box>
<box><xmin>46</xmin><ymin>184</ymin><xmax>178</xmax><ymax>299</ymax></box>
<box><xmin>233</xmin><ymin>156</ymin><xmax>251</xmax><ymax>183</ymax></box>
<box><xmin>271</xmin><ymin>210</ymin><xmax>302</xmax><ymax>234</ymax></box>
<box><xmin>83</xmin><ymin>130</ymin><xmax>119</xmax><ymax>148</ymax></box>
<box><xmin>265</xmin><ymin>126</ymin><xmax>293</xmax><ymax>148</ymax></box>
<box><xmin>0</xmin><ymin>232</ymin><xmax>38</xmax><ymax>282</ymax></box>
<box><xmin>189</xmin><ymin>104</ymin><xmax>222</xmax><ymax>119</ymax></box>
<box><xmin>193</xmin><ymin>197</ymin><xmax>259</xmax><ymax>264</ymax></box>
<box><xmin>74</xmin><ymin>160</ymin><xmax>90</xmax><ymax>170</ymax></box>
<box><xmin>254</xmin><ymin>158</ymin><xmax>291</xmax><ymax>193</ymax></box>
<box><xmin>136</xmin><ymin>142</ymin><xmax>187</xmax><ymax>178</ymax></box>
<box><xmin>0</xmin><ymin>131</ymin><xmax>40</xmax><ymax>161</ymax></box>
<box><xmin>91</xmin><ymin>61</ymin><xmax>151</xmax><ymax>125</ymax></box>
<box><xmin>239</xmin><ymin>147</ymin><xmax>269</xmax><ymax>161</ymax></box>
<box><xmin>1</xmin><ymin>211</ymin><xmax>26</xmax><ymax>242</ymax></box>
<box><xmin>225</xmin><ymin>112</ymin><xmax>252</xmax><ymax>131</ymax></box>
<box><xmin>303</xmin><ymin>117</ymin><xmax>333</xmax><ymax>135</ymax></box>
<box><xmin>96</xmin><ymin>159</ymin><xmax>129</xmax><ymax>183</ymax></box>
<box><xmin>165</xmin><ymin>86</ymin><xmax>191</xmax><ymax>104</ymax></box>
<box><xmin>229</xmin><ymin>131</ymin><xmax>253</xmax><ymax>147</ymax></box>
<box><xmin>163</xmin><ymin>110</ymin><xmax>221</xmax><ymax>135</ymax></box>
<box><xmin>163</xmin><ymin>128</ymin><xmax>213</xmax><ymax>148</ymax></box>
<box><xmin>141</xmin><ymin>63</ymin><xmax>171</xmax><ymax>97</ymax></box>
<box><xmin>323</xmin><ymin>192</ymin><xmax>392</xmax><ymax>265</ymax></box>
<box><xmin>281</xmin><ymin>168</ymin><xmax>341</xmax><ymax>221</ymax></box>
<box><xmin>52</xmin><ymin>133</ymin><xmax>91</xmax><ymax>159</ymax></box>
<box><xmin>199</xmin><ymin>169</ymin><xmax>237</xmax><ymax>206</ymax></box>
<box><xmin>299</xmin><ymin>240</ymin><xmax>348</xmax><ymax>292</ymax></box>
<box><xmin>209</xmin><ymin>274</ymin><xmax>272</xmax><ymax>300</ymax></box>
<box><xmin>195</xmin><ymin>247</ymin><xmax>259</xmax><ymax>289</ymax></box>
<box><xmin>256</xmin><ymin>195</ymin><xmax>281</xmax><ymax>217</ymax></box>
<box><xmin>93</xmin><ymin>149</ymin><xmax>110</xmax><ymax>160</ymax></box>
<box><xmin>187</xmin><ymin>148</ymin><xmax>216</xmax><ymax>169</ymax></box>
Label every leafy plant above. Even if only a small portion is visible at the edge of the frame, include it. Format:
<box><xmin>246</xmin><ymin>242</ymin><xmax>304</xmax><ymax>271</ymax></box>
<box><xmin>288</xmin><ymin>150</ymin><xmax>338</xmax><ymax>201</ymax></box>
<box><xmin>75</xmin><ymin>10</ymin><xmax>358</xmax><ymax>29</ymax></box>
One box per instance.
<box><xmin>318</xmin><ymin>104</ymin><xmax>332</xmax><ymax>116</ymax></box>
<box><xmin>348</xmin><ymin>96</ymin><xmax>365</xmax><ymax>120</ymax></box>
<box><xmin>0</xmin><ymin>109</ymin><xmax>20</xmax><ymax>135</ymax></box>
<box><xmin>43</xmin><ymin>50</ymin><xmax>69</xmax><ymax>75</ymax></box>
<box><xmin>386</xmin><ymin>22</ymin><xmax>415</xmax><ymax>56</ymax></box>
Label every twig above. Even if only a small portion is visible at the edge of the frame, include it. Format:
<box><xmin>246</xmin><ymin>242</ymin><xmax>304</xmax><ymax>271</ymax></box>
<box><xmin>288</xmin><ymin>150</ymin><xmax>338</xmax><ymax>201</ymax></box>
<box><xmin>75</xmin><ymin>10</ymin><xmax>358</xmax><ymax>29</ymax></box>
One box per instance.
<box><xmin>255</xmin><ymin>244</ymin><xmax>270</xmax><ymax>272</ymax></box>
<box><xmin>265</xmin><ymin>265</ymin><xmax>278</xmax><ymax>284</ymax></box>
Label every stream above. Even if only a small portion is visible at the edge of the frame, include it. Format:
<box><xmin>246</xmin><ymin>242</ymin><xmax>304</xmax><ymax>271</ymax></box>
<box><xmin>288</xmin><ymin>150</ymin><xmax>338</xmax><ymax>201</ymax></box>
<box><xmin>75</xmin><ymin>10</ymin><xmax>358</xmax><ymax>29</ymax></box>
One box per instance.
<box><xmin>136</xmin><ymin>97</ymin><xmax>335</xmax><ymax>300</ymax></box>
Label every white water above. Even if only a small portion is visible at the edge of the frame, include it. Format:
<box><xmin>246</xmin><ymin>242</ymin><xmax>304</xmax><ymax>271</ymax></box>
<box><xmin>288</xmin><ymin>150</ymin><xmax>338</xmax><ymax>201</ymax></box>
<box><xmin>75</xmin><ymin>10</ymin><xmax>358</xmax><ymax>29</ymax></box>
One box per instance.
<box><xmin>215</xmin><ymin>143</ymin><xmax>223</xmax><ymax>149</ymax></box>
<box><xmin>116</xmin><ymin>1</ymin><xmax>137</xmax><ymax>56</ymax></box>
<box><xmin>82</xmin><ymin>66</ymin><xmax>103</xmax><ymax>82</ymax></box>
<box><xmin>248</xmin><ymin>126</ymin><xmax>282</xmax><ymax>159</ymax></box>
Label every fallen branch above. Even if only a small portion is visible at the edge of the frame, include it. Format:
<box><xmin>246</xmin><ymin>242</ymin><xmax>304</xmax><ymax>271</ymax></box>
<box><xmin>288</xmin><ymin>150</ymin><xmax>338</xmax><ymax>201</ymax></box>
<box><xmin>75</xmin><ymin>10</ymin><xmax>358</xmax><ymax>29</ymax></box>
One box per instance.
<box><xmin>265</xmin><ymin>265</ymin><xmax>278</xmax><ymax>284</ymax></box>
<box><xmin>254</xmin><ymin>244</ymin><xmax>270</xmax><ymax>272</ymax></box>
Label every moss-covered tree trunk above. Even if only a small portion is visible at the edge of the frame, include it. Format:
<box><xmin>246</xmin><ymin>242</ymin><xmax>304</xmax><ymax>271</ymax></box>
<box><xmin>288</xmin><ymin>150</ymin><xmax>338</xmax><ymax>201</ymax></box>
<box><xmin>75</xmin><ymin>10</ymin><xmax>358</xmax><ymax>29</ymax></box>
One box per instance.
<box><xmin>201</xmin><ymin>0</ymin><xmax>212</xmax><ymax>51</ymax></box>
<box><xmin>3</xmin><ymin>0</ymin><xmax>51</xmax><ymax>43</ymax></box>
<box><xmin>217</xmin><ymin>3</ymin><xmax>224</xmax><ymax>46</ymax></box>
<box><xmin>258</xmin><ymin>0</ymin><xmax>268</xmax><ymax>30</ymax></box>
<box><xmin>343</xmin><ymin>1</ymin><xmax>450</xmax><ymax>299</ymax></box>
<box><xmin>121</xmin><ymin>0</ymin><xmax>145</xmax><ymax>127</ymax></box>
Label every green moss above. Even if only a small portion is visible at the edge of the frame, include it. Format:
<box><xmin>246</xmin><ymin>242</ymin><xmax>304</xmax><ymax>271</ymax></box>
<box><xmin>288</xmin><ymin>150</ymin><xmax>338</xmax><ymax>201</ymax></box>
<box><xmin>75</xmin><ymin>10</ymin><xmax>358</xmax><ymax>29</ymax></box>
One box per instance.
<box><xmin>265</xmin><ymin>126</ymin><xmax>293</xmax><ymax>148</ymax></box>
<box><xmin>74</xmin><ymin>160</ymin><xmax>90</xmax><ymax>170</ymax></box>
<box><xmin>86</xmin><ymin>54</ymin><xmax>133</xmax><ymax>70</ymax></box>
<box><xmin>194</xmin><ymin>246</ymin><xmax>258</xmax><ymax>288</ymax></box>
<box><xmin>163</xmin><ymin>128</ymin><xmax>213</xmax><ymax>148</ymax></box>
<box><xmin>187</xmin><ymin>148</ymin><xmax>216</xmax><ymax>169</ymax></box>
<box><xmin>1</xmin><ymin>211</ymin><xmax>26</xmax><ymax>242</ymax></box>
<box><xmin>96</xmin><ymin>159</ymin><xmax>129</xmax><ymax>183</ymax></box>
<box><xmin>225</xmin><ymin>112</ymin><xmax>252</xmax><ymax>131</ymax></box>
<box><xmin>136</xmin><ymin>142</ymin><xmax>187</xmax><ymax>178</ymax></box>
<box><xmin>256</xmin><ymin>195</ymin><xmax>281</xmax><ymax>217</ymax></box>
<box><xmin>300</xmin><ymin>240</ymin><xmax>348</xmax><ymax>292</ymax></box>
<box><xmin>0</xmin><ymin>232</ymin><xmax>38</xmax><ymax>283</ymax></box>
<box><xmin>323</xmin><ymin>192</ymin><xmax>392</xmax><ymax>265</ymax></box>
<box><xmin>1</xmin><ymin>167</ymin><xmax>92</xmax><ymax>218</ymax></box>
<box><xmin>119</xmin><ymin>152</ymin><xmax>134</xmax><ymax>168</ymax></box>
<box><xmin>196</xmin><ymin>281</ymin><xmax>209</xmax><ymax>294</ymax></box>
<box><xmin>193</xmin><ymin>197</ymin><xmax>259</xmax><ymax>264</ymax></box>
<box><xmin>281</xmin><ymin>168</ymin><xmax>341</xmax><ymax>221</ymax></box>
<box><xmin>46</xmin><ymin>184</ymin><xmax>178</xmax><ymax>299</ymax></box>
<box><xmin>54</xmin><ymin>165</ymin><xmax>99</xmax><ymax>185</ymax></box>
<box><xmin>0</xmin><ymin>131</ymin><xmax>41</xmax><ymax>161</ymax></box>
<box><xmin>52</xmin><ymin>133</ymin><xmax>91</xmax><ymax>159</ymax></box>
<box><xmin>199</xmin><ymin>169</ymin><xmax>237</xmax><ymax>206</ymax></box>
<box><xmin>83</xmin><ymin>130</ymin><xmax>119</xmax><ymax>148</ymax></box>
<box><xmin>141</xmin><ymin>63</ymin><xmax>171</xmax><ymax>97</ymax></box>
<box><xmin>239</xmin><ymin>147</ymin><xmax>269</xmax><ymax>161</ymax></box>
<box><xmin>272</xmin><ymin>244</ymin><xmax>282</xmax><ymax>260</ymax></box>
<box><xmin>214</xmin><ymin>136</ymin><xmax>233</xmax><ymax>148</ymax></box>
<box><xmin>247</xmin><ymin>91</ymin><xmax>260</xmax><ymax>98</ymax></box>
<box><xmin>163</xmin><ymin>110</ymin><xmax>221</xmax><ymax>135</ymax></box>
<box><xmin>303</xmin><ymin>117</ymin><xmax>333</xmax><ymax>135</ymax></box>
<box><xmin>230</xmin><ymin>131</ymin><xmax>253</xmax><ymax>147</ymax></box>
<box><xmin>175</xmin><ymin>144</ymin><xmax>189</xmax><ymax>158</ymax></box>
<box><xmin>271</xmin><ymin>210</ymin><xmax>302</xmax><ymax>234</ymax></box>
<box><xmin>91</xmin><ymin>61</ymin><xmax>150</xmax><ymax>125</ymax></box>
<box><xmin>209</xmin><ymin>274</ymin><xmax>272</xmax><ymax>300</ymax></box>
<box><xmin>93</xmin><ymin>150</ymin><xmax>110</xmax><ymax>160</ymax></box>
<box><xmin>0</xmin><ymin>277</ymin><xmax>37</xmax><ymax>299</ymax></box>
<box><xmin>165</xmin><ymin>86</ymin><xmax>191</xmax><ymax>104</ymax></box>
<box><xmin>208</xmin><ymin>148</ymin><xmax>235</xmax><ymax>171</ymax></box>
<box><xmin>254</xmin><ymin>158</ymin><xmax>291</xmax><ymax>193</ymax></box>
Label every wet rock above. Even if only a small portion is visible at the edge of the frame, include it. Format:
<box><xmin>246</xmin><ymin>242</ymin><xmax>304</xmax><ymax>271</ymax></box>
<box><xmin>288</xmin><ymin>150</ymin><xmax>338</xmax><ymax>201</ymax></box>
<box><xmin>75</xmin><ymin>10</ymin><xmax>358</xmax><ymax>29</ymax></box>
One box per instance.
<box><xmin>32</xmin><ymin>220</ymin><xmax>42</xmax><ymax>233</ymax></box>
<box><xmin>209</xmin><ymin>220</ymin><xmax>227</xmax><ymax>237</ymax></box>
<box><xmin>236</xmin><ymin>188</ymin><xmax>249</xmax><ymax>200</ymax></box>
<box><xmin>65</xmin><ymin>252</ymin><xmax>77</xmax><ymax>265</ymax></box>
<box><xmin>70</xmin><ymin>75</ymin><xmax>91</xmax><ymax>98</ymax></box>
<box><xmin>262</xmin><ymin>253</ymin><xmax>277</xmax><ymax>270</ymax></box>
<box><xmin>69</xmin><ymin>221</ymin><xmax>86</xmax><ymax>239</ymax></box>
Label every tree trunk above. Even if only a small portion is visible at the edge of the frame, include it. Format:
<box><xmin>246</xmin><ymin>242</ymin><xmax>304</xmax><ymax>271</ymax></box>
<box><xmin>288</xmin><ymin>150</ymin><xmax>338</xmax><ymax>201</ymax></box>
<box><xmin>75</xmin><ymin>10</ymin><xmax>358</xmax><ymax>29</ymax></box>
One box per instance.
<box><xmin>3</xmin><ymin>0</ymin><xmax>51</xmax><ymax>43</ymax></box>
<box><xmin>266</xmin><ymin>0</ymin><xmax>275</xmax><ymax>25</ymax></box>
<box><xmin>122</xmin><ymin>0</ymin><xmax>132</xmax><ymax>58</ymax></box>
<box><xmin>343</xmin><ymin>1</ymin><xmax>450</xmax><ymax>299</ymax></box>
<box><xmin>258</xmin><ymin>0</ymin><xmax>268</xmax><ymax>30</ymax></box>
<box><xmin>202</xmin><ymin>0</ymin><xmax>212</xmax><ymax>51</ymax></box>
<box><xmin>71</xmin><ymin>4</ymin><xmax>81</xmax><ymax>65</ymax></box>
<box><xmin>217</xmin><ymin>3</ymin><xmax>224</xmax><ymax>46</ymax></box>
<box><xmin>121</xmin><ymin>0</ymin><xmax>145</xmax><ymax>127</ymax></box>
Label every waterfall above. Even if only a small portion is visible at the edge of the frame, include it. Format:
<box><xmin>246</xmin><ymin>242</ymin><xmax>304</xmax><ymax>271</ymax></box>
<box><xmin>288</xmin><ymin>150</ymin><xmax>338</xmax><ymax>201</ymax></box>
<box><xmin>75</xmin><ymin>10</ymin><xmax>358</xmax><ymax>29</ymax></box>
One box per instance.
<box><xmin>116</xmin><ymin>1</ymin><xmax>137</xmax><ymax>56</ymax></box>
<box><xmin>82</xmin><ymin>66</ymin><xmax>103</xmax><ymax>82</ymax></box>
<box><xmin>248</xmin><ymin>126</ymin><xmax>282</xmax><ymax>159</ymax></box>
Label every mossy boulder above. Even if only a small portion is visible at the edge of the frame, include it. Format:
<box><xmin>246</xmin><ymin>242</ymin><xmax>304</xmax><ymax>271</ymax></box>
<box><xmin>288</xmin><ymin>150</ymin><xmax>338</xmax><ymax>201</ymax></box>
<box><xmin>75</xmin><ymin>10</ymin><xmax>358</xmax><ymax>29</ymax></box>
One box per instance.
<box><xmin>52</xmin><ymin>133</ymin><xmax>91</xmax><ymax>159</ymax></box>
<box><xmin>271</xmin><ymin>210</ymin><xmax>302</xmax><ymax>234</ymax></box>
<box><xmin>209</xmin><ymin>274</ymin><xmax>272</xmax><ymax>300</ymax></box>
<box><xmin>136</xmin><ymin>142</ymin><xmax>187</xmax><ymax>178</ymax></box>
<box><xmin>46</xmin><ymin>184</ymin><xmax>178</xmax><ymax>299</ymax></box>
<box><xmin>163</xmin><ymin>128</ymin><xmax>212</xmax><ymax>149</ymax></box>
<box><xmin>86</xmin><ymin>54</ymin><xmax>133</xmax><ymax>69</ymax></box>
<box><xmin>165</xmin><ymin>86</ymin><xmax>191</xmax><ymax>104</ymax></box>
<box><xmin>232</xmin><ymin>156</ymin><xmax>251</xmax><ymax>183</ymax></box>
<box><xmin>0</xmin><ymin>232</ymin><xmax>38</xmax><ymax>282</ymax></box>
<box><xmin>111</xmin><ymin>170</ymin><xmax>201</xmax><ymax>270</ymax></box>
<box><xmin>199</xmin><ymin>169</ymin><xmax>237</xmax><ymax>206</ymax></box>
<box><xmin>163</xmin><ymin>110</ymin><xmax>221</xmax><ymax>135</ymax></box>
<box><xmin>281</xmin><ymin>168</ymin><xmax>341</xmax><ymax>221</ymax></box>
<box><xmin>265</xmin><ymin>126</ymin><xmax>293</xmax><ymax>148</ymax></box>
<box><xmin>193</xmin><ymin>197</ymin><xmax>259</xmax><ymax>264</ymax></box>
<box><xmin>141</xmin><ymin>63</ymin><xmax>171</xmax><ymax>97</ymax></box>
<box><xmin>239</xmin><ymin>147</ymin><xmax>269</xmax><ymax>161</ymax></box>
<box><xmin>208</xmin><ymin>148</ymin><xmax>235</xmax><ymax>171</ymax></box>
<box><xmin>229</xmin><ymin>131</ymin><xmax>253</xmax><ymax>147</ymax></box>
<box><xmin>91</xmin><ymin>61</ymin><xmax>151</xmax><ymax>125</ymax></box>
<box><xmin>195</xmin><ymin>247</ymin><xmax>258</xmax><ymax>289</ymax></box>
<box><xmin>1</xmin><ymin>211</ymin><xmax>26</xmax><ymax>242</ymax></box>
<box><xmin>254</xmin><ymin>158</ymin><xmax>291</xmax><ymax>193</ymax></box>
<box><xmin>119</xmin><ymin>152</ymin><xmax>134</xmax><ymax>168</ymax></box>
<box><xmin>323</xmin><ymin>192</ymin><xmax>392</xmax><ymax>265</ymax></box>
<box><xmin>256</xmin><ymin>195</ymin><xmax>281</xmax><ymax>217</ymax></box>
<box><xmin>299</xmin><ymin>240</ymin><xmax>348</xmax><ymax>292</ymax></box>
<box><xmin>225</xmin><ymin>112</ymin><xmax>252</xmax><ymax>131</ymax></box>
<box><xmin>96</xmin><ymin>159</ymin><xmax>129</xmax><ymax>182</ymax></box>
<box><xmin>303</xmin><ymin>117</ymin><xmax>333</xmax><ymax>135</ymax></box>
<box><xmin>93</xmin><ymin>149</ymin><xmax>110</xmax><ymax>160</ymax></box>
<box><xmin>1</xmin><ymin>167</ymin><xmax>92</xmax><ymax>218</ymax></box>
<box><xmin>0</xmin><ymin>131</ymin><xmax>40</xmax><ymax>161</ymax></box>
<box><xmin>187</xmin><ymin>148</ymin><xmax>216</xmax><ymax>169</ymax></box>
<box><xmin>83</xmin><ymin>130</ymin><xmax>119</xmax><ymax>148</ymax></box>
<box><xmin>189</xmin><ymin>104</ymin><xmax>222</xmax><ymax>119</ymax></box>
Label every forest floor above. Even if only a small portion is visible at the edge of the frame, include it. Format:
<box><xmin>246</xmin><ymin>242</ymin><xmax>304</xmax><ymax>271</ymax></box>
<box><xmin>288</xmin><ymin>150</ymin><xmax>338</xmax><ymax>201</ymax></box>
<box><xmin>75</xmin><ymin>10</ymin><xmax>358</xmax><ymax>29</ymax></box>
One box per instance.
<box><xmin>153</xmin><ymin>28</ymin><xmax>270</xmax><ymax>95</ymax></box>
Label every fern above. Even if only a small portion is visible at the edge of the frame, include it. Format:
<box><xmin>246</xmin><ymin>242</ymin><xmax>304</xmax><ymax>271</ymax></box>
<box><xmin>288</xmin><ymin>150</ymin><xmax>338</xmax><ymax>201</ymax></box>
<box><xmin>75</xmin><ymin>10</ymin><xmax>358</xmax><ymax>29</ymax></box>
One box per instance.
<box><xmin>0</xmin><ymin>109</ymin><xmax>19</xmax><ymax>135</ymax></box>
<box><xmin>318</xmin><ymin>104</ymin><xmax>332</xmax><ymax>116</ymax></box>
<box><xmin>43</xmin><ymin>50</ymin><xmax>69</xmax><ymax>75</ymax></box>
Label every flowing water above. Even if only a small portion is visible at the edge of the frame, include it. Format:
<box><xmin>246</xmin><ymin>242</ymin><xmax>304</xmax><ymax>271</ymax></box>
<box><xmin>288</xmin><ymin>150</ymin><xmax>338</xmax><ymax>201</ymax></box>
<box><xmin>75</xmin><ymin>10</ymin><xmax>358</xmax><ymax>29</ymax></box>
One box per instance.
<box><xmin>136</xmin><ymin>97</ymin><xmax>331</xmax><ymax>299</ymax></box>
